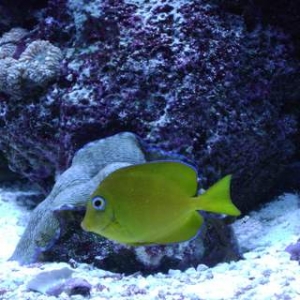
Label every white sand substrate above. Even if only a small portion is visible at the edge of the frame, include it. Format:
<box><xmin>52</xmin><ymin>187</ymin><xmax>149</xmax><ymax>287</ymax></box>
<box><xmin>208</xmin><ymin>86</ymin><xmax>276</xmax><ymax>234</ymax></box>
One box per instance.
<box><xmin>0</xmin><ymin>183</ymin><xmax>300</xmax><ymax>300</ymax></box>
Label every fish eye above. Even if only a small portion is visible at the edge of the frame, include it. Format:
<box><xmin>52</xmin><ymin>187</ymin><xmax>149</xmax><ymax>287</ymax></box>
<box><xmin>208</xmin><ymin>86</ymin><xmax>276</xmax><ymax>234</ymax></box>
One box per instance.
<box><xmin>92</xmin><ymin>196</ymin><xmax>106</xmax><ymax>211</ymax></box>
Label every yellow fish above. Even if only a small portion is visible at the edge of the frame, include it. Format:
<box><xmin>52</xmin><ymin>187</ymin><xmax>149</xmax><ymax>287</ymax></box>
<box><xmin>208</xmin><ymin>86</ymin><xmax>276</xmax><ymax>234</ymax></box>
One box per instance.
<box><xmin>81</xmin><ymin>161</ymin><xmax>240</xmax><ymax>245</ymax></box>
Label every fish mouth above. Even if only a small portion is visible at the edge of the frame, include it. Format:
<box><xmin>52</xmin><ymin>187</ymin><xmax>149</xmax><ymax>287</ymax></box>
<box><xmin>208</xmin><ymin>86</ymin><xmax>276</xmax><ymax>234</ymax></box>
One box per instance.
<box><xmin>80</xmin><ymin>220</ymin><xmax>89</xmax><ymax>231</ymax></box>
<box><xmin>81</xmin><ymin>211</ymin><xmax>118</xmax><ymax>233</ymax></box>
<box><xmin>81</xmin><ymin>219</ymin><xmax>111</xmax><ymax>232</ymax></box>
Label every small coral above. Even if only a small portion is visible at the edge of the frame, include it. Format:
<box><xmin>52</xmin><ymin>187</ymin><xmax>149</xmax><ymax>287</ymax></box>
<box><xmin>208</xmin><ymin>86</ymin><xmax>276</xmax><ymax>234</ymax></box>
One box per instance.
<box><xmin>0</xmin><ymin>43</ymin><xmax>17</xmax><ymax>59</ymax></box>
<box><xmin>0</xmin><ymin>57</ymin><xmax>22</xmax><ymax>97</ymax></box>
<box><xmin>19</xmin><ymin>40</ymin><xmax>63</xmax><ymax>86</ymax></box>
<box><xmin>0</xmin><ymin>27</ymin><xmax>28</xmax><ymax>59</ymax></box>
<box><xmin>0</xmin><ymin>27</ymin><xmax>28</xmax><ymax>44</ymax></box>
<box><xmin>0</xmin><ymin>28</ymin><xmax>62</xmax><ymax>99</ymax></box>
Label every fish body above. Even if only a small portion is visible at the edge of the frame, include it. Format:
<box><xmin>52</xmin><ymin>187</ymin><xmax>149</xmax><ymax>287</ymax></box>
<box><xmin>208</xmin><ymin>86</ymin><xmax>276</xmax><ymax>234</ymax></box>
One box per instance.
<box><xmin>81</xmin><ymin>161</ymin><xmax>240</xmax><ymax>245</ymax></box>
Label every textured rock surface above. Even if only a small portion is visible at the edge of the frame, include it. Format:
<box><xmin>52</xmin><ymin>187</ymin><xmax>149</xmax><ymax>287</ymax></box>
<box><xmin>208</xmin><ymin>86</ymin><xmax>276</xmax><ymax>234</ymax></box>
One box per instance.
<box><xmin>0</xmin><ymin>153</ymin><xmax>21</xmax><ymax>182</ymax></box>
<box><xmin>218</xmin><ymin>0</ymin><xmax>300</xmax><ymax>55</ymax></box>
<box><xmin>10</xmin><ymin>132</ymin><xmax>146</xmax><ymax>264</ymax></box>
<box><xmin>0</xmin><ymin>0</ymin><xmax>299</xmax><ymax>211</ymax></box>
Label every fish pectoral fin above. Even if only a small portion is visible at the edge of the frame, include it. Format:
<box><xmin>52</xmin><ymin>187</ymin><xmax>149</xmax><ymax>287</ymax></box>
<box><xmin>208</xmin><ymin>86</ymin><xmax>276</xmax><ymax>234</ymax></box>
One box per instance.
<box><xmin>152</xmin><ymin>212</ymin><xmax>204</xmax><ymax>244</ymax></box>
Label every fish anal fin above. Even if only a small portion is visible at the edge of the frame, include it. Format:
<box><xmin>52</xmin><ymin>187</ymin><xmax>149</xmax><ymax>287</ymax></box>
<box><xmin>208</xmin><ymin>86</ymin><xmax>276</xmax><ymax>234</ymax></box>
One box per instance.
<box><xmin>151</xmin><ymin>212</ymin><xmax>204</xmax><ymax>244</ymax></box>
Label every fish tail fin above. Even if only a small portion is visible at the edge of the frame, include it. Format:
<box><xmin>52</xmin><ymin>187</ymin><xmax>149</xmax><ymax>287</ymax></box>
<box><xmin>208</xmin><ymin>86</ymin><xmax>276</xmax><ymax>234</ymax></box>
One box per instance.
<box><xmin>194</xmin><ymin>175</ymin><xmax>241</xmax><ymax>216</ymax></box>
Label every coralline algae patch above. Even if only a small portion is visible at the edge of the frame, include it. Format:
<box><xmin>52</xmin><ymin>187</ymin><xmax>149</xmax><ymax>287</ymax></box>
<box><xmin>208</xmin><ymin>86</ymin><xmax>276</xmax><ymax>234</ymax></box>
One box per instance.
<box><xmin>0</xmin><ymin>186</ymin><xmax>300</xmax><ymax>299</ymax></box>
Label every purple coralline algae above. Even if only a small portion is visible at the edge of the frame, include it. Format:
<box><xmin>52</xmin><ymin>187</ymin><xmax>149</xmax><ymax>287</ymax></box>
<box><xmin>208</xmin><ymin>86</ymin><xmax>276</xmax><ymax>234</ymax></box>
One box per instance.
<box><xmin>0</xmin><ymin>0</ymin><xmax>298</xmax><ymax>212</ymax></box>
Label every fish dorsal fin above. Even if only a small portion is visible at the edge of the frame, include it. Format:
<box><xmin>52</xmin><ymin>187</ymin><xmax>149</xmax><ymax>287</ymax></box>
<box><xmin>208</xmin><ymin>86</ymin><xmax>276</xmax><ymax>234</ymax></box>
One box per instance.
<box><xmin>102</xmin><ymin>161</ymin><xmax>198</xmax><ymax>197</ymax></box>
